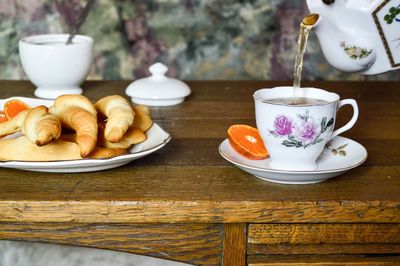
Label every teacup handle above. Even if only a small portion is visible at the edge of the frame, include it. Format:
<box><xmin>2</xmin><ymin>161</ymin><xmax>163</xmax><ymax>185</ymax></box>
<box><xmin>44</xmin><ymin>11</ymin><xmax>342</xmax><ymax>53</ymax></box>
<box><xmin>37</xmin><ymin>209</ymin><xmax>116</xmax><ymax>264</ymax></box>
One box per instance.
<box><xmin>329</xmin><ymin>99</ymin><xmax>359</xmax><ymax>141</ymax></box>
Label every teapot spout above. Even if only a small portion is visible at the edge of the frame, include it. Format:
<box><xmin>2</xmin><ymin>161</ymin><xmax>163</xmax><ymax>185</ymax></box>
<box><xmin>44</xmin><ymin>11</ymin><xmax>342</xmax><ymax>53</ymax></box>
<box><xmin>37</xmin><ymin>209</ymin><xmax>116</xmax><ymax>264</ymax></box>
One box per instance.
<box><xmin>302</xmin><ymin>13</ymin><xmax>321</xmax><ymax>28</ymax></box>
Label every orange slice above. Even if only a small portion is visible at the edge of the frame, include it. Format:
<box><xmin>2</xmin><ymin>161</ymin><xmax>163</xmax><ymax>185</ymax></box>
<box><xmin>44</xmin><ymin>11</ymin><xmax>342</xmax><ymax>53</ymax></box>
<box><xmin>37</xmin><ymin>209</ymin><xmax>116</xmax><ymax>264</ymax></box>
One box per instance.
<box><xmin>0</xmin><ymin>115</ymin><xmax>6</xmax><ymax>123</ymax></box>
<box><xmin>227</xmin><ymin>125</ymin><xmax>269</xmax><ymax>160</ymax></box>
<box><xmin>4</xmin><ymin>99</ymin><xmax>30</xmax><ymax>120</ymax></box>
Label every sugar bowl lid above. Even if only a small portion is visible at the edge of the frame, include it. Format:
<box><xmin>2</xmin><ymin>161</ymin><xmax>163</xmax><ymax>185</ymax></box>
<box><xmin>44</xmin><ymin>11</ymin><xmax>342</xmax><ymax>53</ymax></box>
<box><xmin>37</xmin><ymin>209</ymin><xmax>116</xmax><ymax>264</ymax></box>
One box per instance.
<box><xmin>125</xmin><ymin>63</ymin><xmax>191</xmax><ymax>106</ymax></box>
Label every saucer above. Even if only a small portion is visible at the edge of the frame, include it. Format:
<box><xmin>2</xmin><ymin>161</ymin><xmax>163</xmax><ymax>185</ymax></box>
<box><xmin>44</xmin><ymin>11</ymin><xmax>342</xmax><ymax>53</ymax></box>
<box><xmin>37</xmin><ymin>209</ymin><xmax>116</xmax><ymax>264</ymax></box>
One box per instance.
<box><xmin>218</xmin><ymin>136</ymin><xmax>367</xmax><ymax>184</ymax></box>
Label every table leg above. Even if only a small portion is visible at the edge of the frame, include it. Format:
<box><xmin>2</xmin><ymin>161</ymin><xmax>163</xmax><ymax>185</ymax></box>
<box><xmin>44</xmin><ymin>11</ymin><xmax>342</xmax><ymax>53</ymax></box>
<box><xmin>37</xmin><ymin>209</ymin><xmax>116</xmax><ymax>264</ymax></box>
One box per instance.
<box><xmin>223</xmin><ymin>223</ymin><xmax>247</xmax><ymax>266</ymax></box>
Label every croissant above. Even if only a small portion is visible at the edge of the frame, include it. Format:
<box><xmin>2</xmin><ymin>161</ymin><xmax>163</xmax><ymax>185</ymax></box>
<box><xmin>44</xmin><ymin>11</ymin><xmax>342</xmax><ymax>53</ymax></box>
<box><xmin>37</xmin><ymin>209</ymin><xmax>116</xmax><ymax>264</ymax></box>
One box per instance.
<box><xmin>0</xmin><ymin>106</ymin><xmax>61</xmax><ymax>146</ymax></box>
<box><xmin>49</xmin><ymin>95</ymin><xmax>98</xmax><ymax>157</ymax></box>
<box><xmin>0</xmin><ymin>136</ymin><xmax>81</xmax><ymax>161</ymax></box>
<box><xmin>0</xmin><ymin>109</ymin><xmax>30</xmax><ymax>137</ymax></box>
<box><xmin>60</xmin><ymin>123</ymin><xmax>146</xmax><ymax>150</ymax></box>
<box><xmin>21</xmin><ymin>106</ymin><xmax>62</xmax><ymax>146</ymax></box>
<box><xmin>132</xmin><ymin>105</ymin><xmax>153</xmax><ymax>132</ymax></box>
<box><xmin>95</xmin><ymin>95</ymin><xmax>135</xmax><ymax>143</ymax></box>
<box><xmin>96</xmin><ymin>123</ymin><xmax>146</xmax><ymax>149</ymax></box>
<box><xmin>0</xmin><ymin>136</ymin><xmax>127</xmax><ymax>161</ymax></box>
<box><xmin>89</xmin><ymin>147</ymin><xmax>128</xmax><ymax>159</ymax></box>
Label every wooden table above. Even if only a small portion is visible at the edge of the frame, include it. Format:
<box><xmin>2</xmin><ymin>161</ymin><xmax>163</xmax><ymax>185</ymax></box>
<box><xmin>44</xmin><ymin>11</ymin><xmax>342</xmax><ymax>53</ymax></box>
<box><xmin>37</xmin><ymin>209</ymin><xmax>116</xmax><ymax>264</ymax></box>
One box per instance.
<box><xmin>0</xmin><ymin>80</ymin><xmax>399</xmax><ymax>266</ymax></box>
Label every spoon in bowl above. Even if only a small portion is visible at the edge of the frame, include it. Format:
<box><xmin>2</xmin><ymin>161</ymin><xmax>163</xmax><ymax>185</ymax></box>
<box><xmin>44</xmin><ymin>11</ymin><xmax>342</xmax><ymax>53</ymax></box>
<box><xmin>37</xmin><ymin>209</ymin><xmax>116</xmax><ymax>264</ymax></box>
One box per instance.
<box><xmin>66</xmin><ymin>0</ymin><xmax>96</xmax><ymax>45</ymax></box>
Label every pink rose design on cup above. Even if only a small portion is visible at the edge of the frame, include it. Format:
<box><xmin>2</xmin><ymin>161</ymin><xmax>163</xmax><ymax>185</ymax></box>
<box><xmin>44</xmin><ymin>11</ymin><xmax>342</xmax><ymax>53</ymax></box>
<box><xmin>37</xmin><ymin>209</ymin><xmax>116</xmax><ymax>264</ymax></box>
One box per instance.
<box><xmin>294</xmin><ymin>118</ymin><xmax>319</xmax><ymax>145</ymax></box>
<box><xmin>269</xmin><ymin>110</ymin><xmax>334</xmax><ymax>148</ymax></box>
<box><xmin>273</xmin><ymin>115</ymin><xmax>293</xmax><ymax>136</ymax></box>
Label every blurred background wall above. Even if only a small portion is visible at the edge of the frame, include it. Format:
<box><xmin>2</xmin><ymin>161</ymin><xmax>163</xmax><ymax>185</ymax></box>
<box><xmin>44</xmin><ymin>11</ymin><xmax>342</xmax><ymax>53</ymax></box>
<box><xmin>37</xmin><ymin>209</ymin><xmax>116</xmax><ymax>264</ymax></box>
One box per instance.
<box><xmin>0</xmin><ymin>0</ymin><xmax>399</xmax><ymax>81</ymax></box>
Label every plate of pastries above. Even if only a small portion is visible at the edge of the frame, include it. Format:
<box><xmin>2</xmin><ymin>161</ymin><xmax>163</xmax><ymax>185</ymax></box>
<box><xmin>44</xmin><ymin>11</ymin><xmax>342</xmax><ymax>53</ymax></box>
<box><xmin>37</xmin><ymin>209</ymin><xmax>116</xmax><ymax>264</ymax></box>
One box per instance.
<box><xmin>0</xmin><ymin>94</ymin><xmax>170</xmax><ymax>173</ymax></box>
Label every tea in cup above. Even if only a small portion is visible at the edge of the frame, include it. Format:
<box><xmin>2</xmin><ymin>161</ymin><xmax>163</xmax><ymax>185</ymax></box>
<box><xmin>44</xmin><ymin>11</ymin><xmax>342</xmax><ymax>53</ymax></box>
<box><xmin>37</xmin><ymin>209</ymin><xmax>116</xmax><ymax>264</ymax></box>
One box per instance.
<box><xmin>254</xmin><ymin>86</ymin><xmax>359</xmax><ymax>171</ymax></box>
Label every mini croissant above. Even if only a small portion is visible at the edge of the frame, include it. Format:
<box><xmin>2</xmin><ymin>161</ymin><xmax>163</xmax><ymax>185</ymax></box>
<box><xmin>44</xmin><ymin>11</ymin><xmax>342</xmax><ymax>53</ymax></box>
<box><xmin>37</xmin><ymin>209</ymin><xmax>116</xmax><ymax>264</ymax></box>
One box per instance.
<box><xmin>49</xmin><ymin>94</ymin><xmax>98</xmax><ymax>157</ymax></box>
<box><xmin>0</xmin><ymin>105</ymin><xmax>61</xmax><ymax>146</ymax></box>
<box><xmin>132</xmin><ymin>105</ymin><xmax>153</xmax><ymax>132</ymax></box>
<box><xmin>95</xmin><ymin>95</ymin><xmax>135</xmax><ymax>143</ymax></box>
<box><xmin>0</xmin><ymin>136</ymin><xmax>127</xmax><ymax>161</ymax></box>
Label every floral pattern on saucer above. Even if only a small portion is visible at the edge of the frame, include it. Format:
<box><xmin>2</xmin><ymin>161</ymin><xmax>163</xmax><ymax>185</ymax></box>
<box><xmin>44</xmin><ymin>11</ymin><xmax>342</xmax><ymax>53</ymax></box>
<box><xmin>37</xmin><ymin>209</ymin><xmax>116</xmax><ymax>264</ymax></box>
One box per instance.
<box><xmin>329</xmin><ymin>143</ymin><xmax>349</xmax><ymax>157</ymax></box>
<box><xmin>269</xmin><ymin>110</ymin><xmax>334</xmax><ymax>149</ymax></box>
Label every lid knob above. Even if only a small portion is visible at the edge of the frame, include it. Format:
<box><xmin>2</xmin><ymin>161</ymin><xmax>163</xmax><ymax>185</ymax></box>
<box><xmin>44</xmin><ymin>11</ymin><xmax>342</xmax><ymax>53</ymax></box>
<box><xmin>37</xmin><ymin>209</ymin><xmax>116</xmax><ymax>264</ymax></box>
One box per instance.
<box><xmin>149</xmin><ymin>63</ymin><xmax>168</xmax><ymax>77</ymax></box>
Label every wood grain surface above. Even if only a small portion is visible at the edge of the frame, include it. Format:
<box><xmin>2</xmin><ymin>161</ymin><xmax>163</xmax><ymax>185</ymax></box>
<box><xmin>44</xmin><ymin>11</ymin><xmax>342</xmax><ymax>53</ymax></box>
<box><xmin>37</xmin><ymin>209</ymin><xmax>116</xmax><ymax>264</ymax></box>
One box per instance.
<box><xmin>248</xmin><ymin>243</ymin><xmax>400</xmax><ymax>255</ymax></box>
<box><xmin>248</xmin><ymin>224</ymin><xmax>400</xmax><ymax>245</ymax></box>
<box><xmin>223</xmin><ymin>224</ymin><xmax>246</xmax><ymax>266</ymax></box>
<box><xmin>0</xmin><ymin>222</ymin><xmax>222</xmax><ymax>265</ymax></box>
<box><xmin>247</xmin><ymin>223</ymin><xmax>400</xmax><ymax>256</ymax></box>
<box><xmin>0</xmin><ymin>80</ymin><xmax>398</xmax><ymax>224</ymax></box>
<box><xmin>247</xmin><ymin>254</ymin><xmax>400</xmax><ymax>265</ymax></box>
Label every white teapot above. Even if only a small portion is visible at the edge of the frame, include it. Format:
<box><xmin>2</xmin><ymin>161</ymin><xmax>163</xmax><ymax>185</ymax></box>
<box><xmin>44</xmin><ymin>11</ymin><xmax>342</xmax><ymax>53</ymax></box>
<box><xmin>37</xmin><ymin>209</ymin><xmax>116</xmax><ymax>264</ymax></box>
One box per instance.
<box><xmin>307</xmin><ymin>0</ymin><xmax>400</xmax><ymax>74</ymax></box>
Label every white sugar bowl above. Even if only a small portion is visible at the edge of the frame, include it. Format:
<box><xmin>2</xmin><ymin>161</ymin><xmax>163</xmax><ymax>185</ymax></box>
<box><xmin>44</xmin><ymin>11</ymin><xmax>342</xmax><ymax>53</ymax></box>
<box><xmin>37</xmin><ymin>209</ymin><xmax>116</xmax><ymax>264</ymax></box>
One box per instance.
<box><xmin>125</xmin><ymin>63</ymin><xmax>191</xmax><ymax>106</ymax></box>
<box><xmin>19</xmin><ymin>34</ymin><xmax>94</xmax><ymax>99</ymax></box>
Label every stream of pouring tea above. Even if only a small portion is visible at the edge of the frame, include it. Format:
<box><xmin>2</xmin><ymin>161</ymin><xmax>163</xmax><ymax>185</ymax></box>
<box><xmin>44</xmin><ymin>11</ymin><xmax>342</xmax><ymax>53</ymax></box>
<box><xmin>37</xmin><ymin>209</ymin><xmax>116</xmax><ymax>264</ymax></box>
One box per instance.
<box><xmin>293</xmin><ymin>13</ymin><xmax>320</xmax><ymax>99</ymax></box>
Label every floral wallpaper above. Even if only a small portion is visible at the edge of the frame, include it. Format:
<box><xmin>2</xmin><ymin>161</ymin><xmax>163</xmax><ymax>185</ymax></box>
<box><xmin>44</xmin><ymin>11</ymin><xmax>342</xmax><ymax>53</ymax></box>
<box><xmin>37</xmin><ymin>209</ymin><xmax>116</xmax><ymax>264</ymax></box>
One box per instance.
<box><xmin>0</xmin><ymin>0</ymin><xmax>399</xmax><ymax>81</ymax></box>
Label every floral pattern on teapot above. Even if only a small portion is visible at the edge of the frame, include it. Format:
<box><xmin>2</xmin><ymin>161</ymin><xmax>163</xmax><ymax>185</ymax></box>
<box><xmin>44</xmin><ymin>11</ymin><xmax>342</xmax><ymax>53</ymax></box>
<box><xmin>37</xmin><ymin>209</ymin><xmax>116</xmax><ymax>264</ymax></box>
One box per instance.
<box><xmin>383</xmin><ymin>4</ymin><xmax>400</xmax><ymax>24</ymax></box>
<box><xmin>374</xmin><ymin>1</ymin><xmax>400</xmax><ymax>68</ymax></box>
<box><xmin>340</xmin><ymin>42</ymin><xmax>373</xmax><ymax>60</ymax></box>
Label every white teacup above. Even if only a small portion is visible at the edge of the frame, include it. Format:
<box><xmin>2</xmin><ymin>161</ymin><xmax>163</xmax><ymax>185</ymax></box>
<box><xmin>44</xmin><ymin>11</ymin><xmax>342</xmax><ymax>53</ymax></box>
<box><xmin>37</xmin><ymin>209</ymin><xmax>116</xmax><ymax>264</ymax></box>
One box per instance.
<box><xmin>254</xmin><ymin>86</ymin><xmax>359</xmax><ymax>171</ymax></box>
<box><xmin>19</xmin><ymin>34</ymin><xmax>94</xmax><ymax>99</ymax></box>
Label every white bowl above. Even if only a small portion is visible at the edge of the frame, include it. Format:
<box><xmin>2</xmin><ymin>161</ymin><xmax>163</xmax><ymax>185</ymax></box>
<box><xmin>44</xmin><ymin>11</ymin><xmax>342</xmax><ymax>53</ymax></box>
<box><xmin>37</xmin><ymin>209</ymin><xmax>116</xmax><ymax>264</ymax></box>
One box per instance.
<box><xmin>19</xmin><ymin>34</ymin><xmax>94</xmax><ymax>99</ymax></box>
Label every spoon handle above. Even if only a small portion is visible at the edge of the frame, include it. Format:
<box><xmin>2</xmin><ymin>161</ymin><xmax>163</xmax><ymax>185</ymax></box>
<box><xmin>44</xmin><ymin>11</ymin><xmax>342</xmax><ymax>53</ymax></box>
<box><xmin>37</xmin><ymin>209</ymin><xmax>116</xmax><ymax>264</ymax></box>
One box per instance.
<box><xmin>66</xmin><ymin>0</ymin><xmax>96</xmax><ymax>45</ymax></box>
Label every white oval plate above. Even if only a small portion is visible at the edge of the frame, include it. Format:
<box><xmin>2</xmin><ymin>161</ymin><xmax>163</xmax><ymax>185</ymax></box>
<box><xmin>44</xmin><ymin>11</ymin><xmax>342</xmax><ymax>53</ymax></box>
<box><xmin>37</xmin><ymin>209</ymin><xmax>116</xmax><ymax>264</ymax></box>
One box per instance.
<box><xmin>219</xmin><ymin>136</ymin><xmax>367</xmax><ymax>185</ymax></box>
<box><xmin>0</xmin><ymin>97</ymin><xmax>171</xmax><ymax>173</ymax></box>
